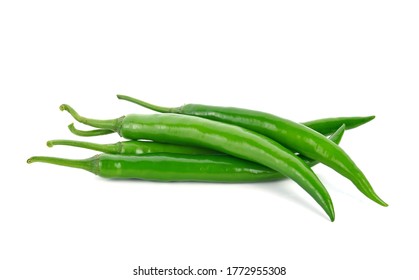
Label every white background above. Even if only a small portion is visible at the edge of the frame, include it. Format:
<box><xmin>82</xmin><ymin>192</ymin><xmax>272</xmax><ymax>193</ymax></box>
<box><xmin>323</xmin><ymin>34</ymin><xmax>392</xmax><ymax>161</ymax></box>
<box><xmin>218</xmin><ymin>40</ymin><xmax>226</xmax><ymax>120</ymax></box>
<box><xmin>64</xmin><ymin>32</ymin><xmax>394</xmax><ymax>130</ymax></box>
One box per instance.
<box><xmin>1</xmin><ymin>1</ymin><xmax>418</xmax><ymax>279</ymax></box>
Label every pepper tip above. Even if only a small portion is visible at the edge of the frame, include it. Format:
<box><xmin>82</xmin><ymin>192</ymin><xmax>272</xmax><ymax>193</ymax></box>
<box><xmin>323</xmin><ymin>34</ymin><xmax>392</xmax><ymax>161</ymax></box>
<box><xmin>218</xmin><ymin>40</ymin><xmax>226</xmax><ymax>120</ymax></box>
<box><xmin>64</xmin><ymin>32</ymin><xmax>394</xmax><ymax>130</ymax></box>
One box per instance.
<box><xmin>366</xmin><ymin>115</ymin><xmax>376</xmax><ymax>122</ymax></box>
<box><xmin>373</xmin><ymin>195</ymin><xmax>388</xmax><ymax>207</ymax></box>
<box><xmin>325</xmin><ymin>204</ymin><xmax>335</xmax><ymax>222</ymax></box>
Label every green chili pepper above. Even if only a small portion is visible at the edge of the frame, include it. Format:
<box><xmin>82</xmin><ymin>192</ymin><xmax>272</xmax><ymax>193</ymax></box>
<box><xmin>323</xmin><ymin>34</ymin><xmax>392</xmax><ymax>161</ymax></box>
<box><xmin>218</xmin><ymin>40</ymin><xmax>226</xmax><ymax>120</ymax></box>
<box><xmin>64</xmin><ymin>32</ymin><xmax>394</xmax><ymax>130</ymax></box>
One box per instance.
<box><xmin>117</xmin><ymin>95</ymin><xmax>386</xmax><ymax>207</ymax></box>
<box><xmin>27</xmin><ymin>154</ymin><xmax>283</xmax><ymax>182</ymax></box>
<box><xmin>27</xmin><ymin>125</ymin><xmax>345</xmax><ymax>183</ymax></box>
<box><xmin>59</xmin><ymin>104</ymin><xmax>335</xmax><ymax>221</ymax></box>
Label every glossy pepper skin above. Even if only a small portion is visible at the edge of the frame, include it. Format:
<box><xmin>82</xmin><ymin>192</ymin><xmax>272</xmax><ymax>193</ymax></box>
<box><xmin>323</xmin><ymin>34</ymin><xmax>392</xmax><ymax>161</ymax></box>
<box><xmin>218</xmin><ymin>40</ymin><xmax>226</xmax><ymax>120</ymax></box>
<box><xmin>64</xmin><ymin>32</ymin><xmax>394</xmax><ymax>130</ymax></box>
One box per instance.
<box><xmin>27</xmin><ymin>153</ymin><xmax>287</xmax><ymax>182</ymax></box>
<box><xmin>116</xmin><ymin>95</ymin><xmax>386</xmax><ymax>207</ymax></box>
<box><xmin>60</xmin><ymin>104</ymin><xmax>335</xmax><ymax>221</ymax></box>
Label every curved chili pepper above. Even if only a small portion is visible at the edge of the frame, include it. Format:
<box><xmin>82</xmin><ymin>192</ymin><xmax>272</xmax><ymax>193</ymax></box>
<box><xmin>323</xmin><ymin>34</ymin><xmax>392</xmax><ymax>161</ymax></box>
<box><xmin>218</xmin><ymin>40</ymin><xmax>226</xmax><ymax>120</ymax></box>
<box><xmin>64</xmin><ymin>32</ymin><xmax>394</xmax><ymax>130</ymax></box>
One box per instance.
<box><xmin>59</xmin><ymin>104</ymin><xmax>335</xmax><ymax>221</ymax></box>
<box><xmin>117</xmin><ymin>95</ymin><xmax>386</xmax><ymax>207</ymax></box>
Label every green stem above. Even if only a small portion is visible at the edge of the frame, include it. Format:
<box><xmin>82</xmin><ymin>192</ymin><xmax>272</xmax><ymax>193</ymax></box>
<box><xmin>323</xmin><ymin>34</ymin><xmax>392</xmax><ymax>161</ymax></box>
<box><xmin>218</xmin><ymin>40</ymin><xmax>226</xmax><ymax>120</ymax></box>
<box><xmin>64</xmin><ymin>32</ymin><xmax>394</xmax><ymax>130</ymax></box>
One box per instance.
<box><xmin>47</xmin><ymin>139</ymin><xmax>118</xmax><ymax>154</ymax></box>
<box><xmin>27</xmin><ymin>156</ymin><xmax>98</xmax><ymax>174</ymax></box>
<box><xmin>117</xmin><ymin>94</ymin><xmax>181</xmax><ymax>113</ymax></box>
<box><xmin>68</xmin><ymin>123</ymin><xmax>115</xmax><ymax>137</ymax></box>
<box><xmin>60</xmin><ymin>104</ymin><xmax>122</xmax><ymax>131</ymax></box>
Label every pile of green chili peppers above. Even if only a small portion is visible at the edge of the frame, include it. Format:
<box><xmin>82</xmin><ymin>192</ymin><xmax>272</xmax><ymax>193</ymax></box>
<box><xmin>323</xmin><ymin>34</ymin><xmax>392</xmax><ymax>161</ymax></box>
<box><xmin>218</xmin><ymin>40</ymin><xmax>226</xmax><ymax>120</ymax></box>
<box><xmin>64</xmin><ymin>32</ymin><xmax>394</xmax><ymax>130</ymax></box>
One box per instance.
<box><xmin>27</xmin><ymin>95</ymin><xmax>387</xmax><ymax>221</ymax></box>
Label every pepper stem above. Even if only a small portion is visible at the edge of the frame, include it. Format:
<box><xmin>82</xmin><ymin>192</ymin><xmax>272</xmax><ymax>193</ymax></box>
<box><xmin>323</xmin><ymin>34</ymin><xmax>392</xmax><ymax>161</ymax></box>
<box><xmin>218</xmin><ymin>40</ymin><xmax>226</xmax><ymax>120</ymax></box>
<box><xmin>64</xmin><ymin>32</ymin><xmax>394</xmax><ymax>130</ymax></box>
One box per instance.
<box><xmin>60</xmin><ymin>104</ymin><xmax>123</xmax><ymax>131</ymax></box>
<box><xmin>117</xmin><ymin>94</ymin><xmax>181</xmax><ymax>113</ymax></box>
<box><xmin>47</xmin><ymin>139</ymin><xmax>118</xmax><ymax>154</ymax></box>
<box><xmin>68</xmin><ymin>123</ymin><xmax>115</xmax><ymax>137</ymax></box>
<box><xmin>27</xmin><ymin>155</ymin><xmax>98</xmax><ymax>175</ymax></box>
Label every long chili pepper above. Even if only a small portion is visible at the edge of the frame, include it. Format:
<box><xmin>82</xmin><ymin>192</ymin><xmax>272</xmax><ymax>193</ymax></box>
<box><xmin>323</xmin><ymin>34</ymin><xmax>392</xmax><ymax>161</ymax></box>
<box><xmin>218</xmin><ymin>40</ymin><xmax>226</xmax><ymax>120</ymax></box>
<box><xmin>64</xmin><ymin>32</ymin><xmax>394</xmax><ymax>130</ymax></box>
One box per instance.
<box><xmin>117</xmin><ymin>95</ymin><xmax>386</xmax><ymax>207</ymax></box>
<box><xmin>26</xmin><ymin>153</ymin><xmax>285</xmax><ymax>182</ymax></box>
<box><xmin>60</xmin><ymin>104</ymin><xmax>335</xmax><ymax>221</ymax></box>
